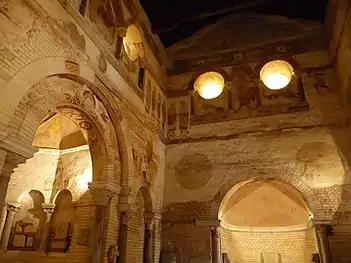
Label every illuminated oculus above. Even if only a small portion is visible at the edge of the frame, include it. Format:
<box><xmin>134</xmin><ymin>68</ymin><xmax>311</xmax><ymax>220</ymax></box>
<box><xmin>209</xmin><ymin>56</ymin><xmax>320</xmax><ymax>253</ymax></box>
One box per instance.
<box><xmin>194</xmin><ymin>72</ymin><xmax>225</xmax><ymax>100</ymax></box>
<box><xmin>260</xmin><ymin>60</ymin><xmax>294</xmax><ymax>90</ymax></box>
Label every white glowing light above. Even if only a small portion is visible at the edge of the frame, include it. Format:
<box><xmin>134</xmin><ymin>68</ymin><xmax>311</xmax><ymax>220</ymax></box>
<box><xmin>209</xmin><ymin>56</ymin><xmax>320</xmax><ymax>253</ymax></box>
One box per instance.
<box><xmin>78</xmin><ymin>167</ymin><xmax>92</xmax><ymax>191</ymax></box>
<box><xmin>260</xmin><ymin>60</ymin><xmax>294</xmax><ymax>90</ymax></box>
<box><xmin>194</xmin><ymin>72</ymin><xmax>225</xmax><ymax>99</ymax></box>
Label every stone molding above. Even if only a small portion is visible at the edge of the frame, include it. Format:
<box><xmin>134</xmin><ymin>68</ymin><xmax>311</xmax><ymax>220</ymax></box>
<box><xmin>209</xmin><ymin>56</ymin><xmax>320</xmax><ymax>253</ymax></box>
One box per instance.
<box><xmin>41</xmin><ymin>203</ymin><xmax>56</xmax><ymax>214</ymax></box>
<box><xmin>311</xmin><ymin>218</ymin><xmax>334</xmax><ymax>225</ymax></box>
<box><xmin>0</xmin><ymin>139</ymin><xmax>36</xmax><ymax>159</ymax></box>
<box><xmin>220</xmin><ymin>222</ymin><xmax>312</xmax><ymax>233</ymax></box>
<box><xmin>195</xmin><ymin>220</ymin><xmax>221</xmax><ymax>227</ymax></box>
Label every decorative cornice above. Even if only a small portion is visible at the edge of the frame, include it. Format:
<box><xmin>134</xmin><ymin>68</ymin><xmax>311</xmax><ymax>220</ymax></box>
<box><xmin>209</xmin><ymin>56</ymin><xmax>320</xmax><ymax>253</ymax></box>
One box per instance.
<box><xmin>168</xmin><ymin>32</ymin><xmax>327</xmax><ymax>75</ymax></box>
<box><xmin>0</xmin><ymin>139</ymin><xmax>36</xmax><ymax>159</ymax></box>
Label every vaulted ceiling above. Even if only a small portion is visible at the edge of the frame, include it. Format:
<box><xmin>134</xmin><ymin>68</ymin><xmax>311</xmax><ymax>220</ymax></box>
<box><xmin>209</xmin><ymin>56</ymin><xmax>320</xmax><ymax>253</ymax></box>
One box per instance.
<box><xmin>140</xmin><ymin>0</ymin><xmax>329</xmax><ymax>47</ymax></box>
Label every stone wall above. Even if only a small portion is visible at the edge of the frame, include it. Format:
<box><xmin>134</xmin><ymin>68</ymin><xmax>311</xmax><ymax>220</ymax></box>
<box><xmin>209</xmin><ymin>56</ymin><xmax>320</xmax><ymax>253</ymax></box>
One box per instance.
<box><xmin>0</xmin><ymin>0</ymin><xmax>166</xmax><ymax>262</ymax></box>
<box><xmin>163</xmin><ymin>12</ymin><xmax>351</xmax><ymax>263</ymax></box>
<box><xmin>325</xmin><ymin>2</ymin><xmax>351</xmax><ymax>262</ymax></box>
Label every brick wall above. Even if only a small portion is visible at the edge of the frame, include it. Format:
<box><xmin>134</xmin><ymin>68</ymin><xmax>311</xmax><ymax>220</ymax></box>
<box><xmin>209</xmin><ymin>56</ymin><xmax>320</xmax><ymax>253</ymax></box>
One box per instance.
<box><xmin>329</xmin><ymin>223</ymin><xmax>351</xmax><ymax>263</ymax></box>
<box><xmin>126</xmin><ymin>203</ymin><xmax>145</xmax><ymax>263</ymax></box>
<box><xmin>162</xmin><ymin>224</ymin><xmax>212</xmax><ymax>263</ymax></box>
<box><xmin>221</xmin><ymin>227</ymin><xmax>318</xmax><ymax>263</ymax></box>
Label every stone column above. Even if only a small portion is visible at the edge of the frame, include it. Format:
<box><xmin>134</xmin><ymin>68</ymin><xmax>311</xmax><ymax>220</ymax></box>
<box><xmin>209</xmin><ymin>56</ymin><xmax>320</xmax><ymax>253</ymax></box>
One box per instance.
<box><xmin>38</xmin><ymin>203</ymin><xmax>55</xmax><ymax>254</ymax></box>
<box><xmin>152</xmin><ymin>213</ymin><xmax>162</xmax><ymax>263</ymax></box>
<box><xmin>211</xmin><ymin>227</ymin><xmax>221</xmax><ymax>263</ymax></box>
<box><xmin>0</xmin><ymin>203</ymin><xmax>20</xmax><ymax>251</ymax></box>
<box><xmin>118</xmin><ymin>211</ymin><xmax>131</xmax><ymax>263</ymax></box>
<box><xmin>89</xmin><ymin>186</ymin><xmax>115</xmax><ymax>263</ymax></box>
<box><xmin>0</xmin><ymin>149</ymin><xmax>8</xmax><ymax>238</ymax></box>
<box><xmin>144</xmin><ymin>214</ymin><xmax>154</xmax><ymax>263</ymax></box>
<box><xmin>0</xmin><ymin>206</ymin><xmax>7</xmax><ymax>243</ymax></box>
<box><xmin>315</xmin><ymin>224</ymin><xmax>333</xmax><ymax>263</ymax></box>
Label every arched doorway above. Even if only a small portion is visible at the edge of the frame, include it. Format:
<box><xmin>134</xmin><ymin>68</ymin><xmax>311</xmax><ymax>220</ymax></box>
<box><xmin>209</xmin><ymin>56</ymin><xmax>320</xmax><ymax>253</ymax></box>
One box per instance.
<box><xmin>122</xmin><ymin>186</ymin><xmax>153</xmax><ymax>263</ymax></box>
<box><xmin>0</xmin><ymin>73</ymin><xmax>125</xmax><ymax>262</ymax></box>
<box><xmin>218</xmin><ymin>179</ymin><xmax>319</xmax><ymax>263</ymax></box>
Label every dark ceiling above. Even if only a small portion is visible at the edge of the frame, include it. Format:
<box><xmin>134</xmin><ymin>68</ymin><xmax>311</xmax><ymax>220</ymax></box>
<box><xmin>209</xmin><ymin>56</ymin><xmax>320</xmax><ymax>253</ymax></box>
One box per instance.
<box><xmin>139</xmin><ymin>0</ymin><xmax>329</xmax><ymax>47</ymax></box>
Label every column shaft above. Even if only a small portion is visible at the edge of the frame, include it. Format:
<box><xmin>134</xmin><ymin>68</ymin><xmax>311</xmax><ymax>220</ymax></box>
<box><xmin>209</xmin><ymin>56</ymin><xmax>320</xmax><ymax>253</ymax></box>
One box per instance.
<box><xmin>38</xmin><ymin>203</ymin><xmax>55</xmax><ymax>253</ymax></box>
<box><xmin>0</xmin><ymin>204</ymin><xmax>20</xmax><ymax>251</ymax></box>
<box><xmin>145</xmin><ymin>224</ymin><xmax>153</xmax><ymax>263</ymax></box>
<box><xmin>212</xmin><ymin>227</ymin><xmax>221</xmax><ymax>263</ymax></box>
<box><xmin>315</xmin><ymin>225</ymin><xmax>333</xmax><ymax>263</ymax></box>
<box><xmin>118</xmin><ymin>212</ymin><xmax>130</xmax><ymax>263</ymax></box>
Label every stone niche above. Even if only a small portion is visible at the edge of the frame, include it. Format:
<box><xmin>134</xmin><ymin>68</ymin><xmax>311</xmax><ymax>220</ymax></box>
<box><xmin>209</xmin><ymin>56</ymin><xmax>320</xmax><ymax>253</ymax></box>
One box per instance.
<box><xmin>219</xmin><ymin>180</ymin><xmax>318</xmax><ymax>263</ymax></box>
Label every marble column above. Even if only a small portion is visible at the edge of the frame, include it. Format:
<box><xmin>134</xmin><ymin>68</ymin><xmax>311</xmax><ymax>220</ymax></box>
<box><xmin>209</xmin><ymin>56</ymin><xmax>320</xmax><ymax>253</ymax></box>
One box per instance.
<box><xmin>211</xmin><ymin>227</ymin><xmax>221</xmax><ymax>263</ymax></box>
<box><xmin>315</xmin><ymin>225</ymin><xmax>333</xmax><ymax>263</ymax></box>
<box><xmin>144</xmin><ymin>215</ymin><xmax>154</xmax><ymax>263</ymax></box>
<box><xmin>38</xmin><ymin>203</ymin><xmax>55</xmax><ymax>254</ymax></box>
<box><xmin>0</xmin><ymin>203</ymin><xmax>20</xmax><ymax>251</ymax></box>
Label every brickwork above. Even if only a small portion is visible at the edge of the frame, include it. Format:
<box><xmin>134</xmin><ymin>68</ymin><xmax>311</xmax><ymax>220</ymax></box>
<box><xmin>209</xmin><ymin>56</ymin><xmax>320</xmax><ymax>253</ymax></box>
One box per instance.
<box><xmin>221</xmin><ymin>227</ymin><xmax>318</xmax><ymax>263</ymax></box>
<box><xmin>2</xmin><ymin>0</ymin><xmax>351</xmax><ymax>262</ymax></box>
<box><xmin>126</xmin><ymin>194</ymin><xmax>145</xmax><ymax>263</ymax></box>
<box><xmin>162</xmin><ymin>224</ymin><xmax>211</xmax><ymax>263</ymax></box>
<box><xmin>326</xmin><ymin>2</ymin><xmax>351</xmax><ymax>262</ymax></box>
<box><xmin>0</xmin><ymin>0</ymin><xmax>165</xmax><ymax>262</ymax></box>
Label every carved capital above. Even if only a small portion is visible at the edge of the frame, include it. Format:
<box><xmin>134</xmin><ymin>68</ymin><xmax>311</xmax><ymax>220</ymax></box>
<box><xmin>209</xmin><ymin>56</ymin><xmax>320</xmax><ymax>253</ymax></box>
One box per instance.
<box><xmin>121</xmin><ymin>212</ymin><xmax>132</xmax><ymax>226</ymax></box>
<box><xmin>117</xmin><ymin>27</ymin><xmax>127</xmax><ymax>38</ymax></box>
<box><xmin>120</xmin><ymin>186</ymin><xmax>132</xmax><ymax>198</ymax></box>
<box><xmin>89</xmin><ymin>181</ymin><xmax>120</xmax><ymax>206</ymax></box>
<box><xmin>315</xmin><ymin>224</ymin><xmax>333</xmax><ymax>238</ymax></box>
<box><xmin>42</xmin><ymin>203</ymin><xmax>55</xmax><ymax>214</ymax></box>
<box><xmin>6</xmin><ymin>203</ymin><xmax>21</xmax><ymax>213</ymax></box>
<box><xmin>90</xmin><ymin>188</ymin><xmax>115</xmax><ymax>206</ymax></box>
<box><xmin>139</xmin><ymin>58</ymin><xmax>148</xmax><ymax>68</ymax></box>
<box><xmin>144</xmin><ymin>212</ymin><xmax>155</xmax><ymax>227</ymax></box>
<box><xmin>212</xmin><ymin>227</ymin><xmax>220</xmax><ymax>239</ymax></box>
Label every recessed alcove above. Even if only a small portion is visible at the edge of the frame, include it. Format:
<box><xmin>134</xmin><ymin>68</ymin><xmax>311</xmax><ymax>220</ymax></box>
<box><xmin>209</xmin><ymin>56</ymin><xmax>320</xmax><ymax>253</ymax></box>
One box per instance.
<box><xmin>219</xmin><ymin>180</ymin><xmax>318</xmax><ymax>263</ymax></box>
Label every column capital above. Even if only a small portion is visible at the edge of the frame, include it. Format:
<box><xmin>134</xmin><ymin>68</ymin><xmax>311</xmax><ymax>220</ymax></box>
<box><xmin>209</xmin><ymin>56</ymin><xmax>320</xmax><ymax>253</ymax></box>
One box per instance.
<box><xmin>315</xmin><ymin>224</ymin><xmax>333</xmax><ymax>237</ymax></box>
<box><xmin>144</xmin><ymin>214</ymin><xmax>155</xmax><ymax>228</ymax></box>
<box><xmin>121</xmin><ymin>211</ymin><xmax>132</xmax><ymax>226</ymax></box>
<box><xmin>42</xmin><ymin>203</ymin><xmax>55</xmax><ymax>214</ymax></box>
<box><xmin>6</xmin><ymin>202</ymin><xmax>21</xmax><ymax>213</ymax></box>
<box><xmin>89</xmin><ymin>181</ymin><xmax>120</xmax><ymax>206</ymax></box>
<box><xmin>117</xmin><ymin>27</ymin><xmax>127</xmax><ymax>37</ymax></box>
<box><xmin>212</xmin><ymin>227</ymin><xmax>220</xmax><ymax>238</ymax></box>
<box><xmin>139</xmin><ymin>58</ymin><xmax>148</xmax><ymax>68</ymax></box>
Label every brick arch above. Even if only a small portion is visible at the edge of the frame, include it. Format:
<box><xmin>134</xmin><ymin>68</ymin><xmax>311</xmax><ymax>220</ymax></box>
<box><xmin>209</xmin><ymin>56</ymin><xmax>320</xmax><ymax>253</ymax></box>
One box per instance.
<box><xmin>5</xmin><ymin>79</ymin><xmax>116</xmax><ymax>185</ymax></box>
<box><xmin>212</xmin><ymin>168</ymin><xmax>326</xmax><ymax>220</ymax></box>
<box><xmin>0</xmin><ymin>57</ymin><xmax>132</xmax><ymax>187</ymax></box>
